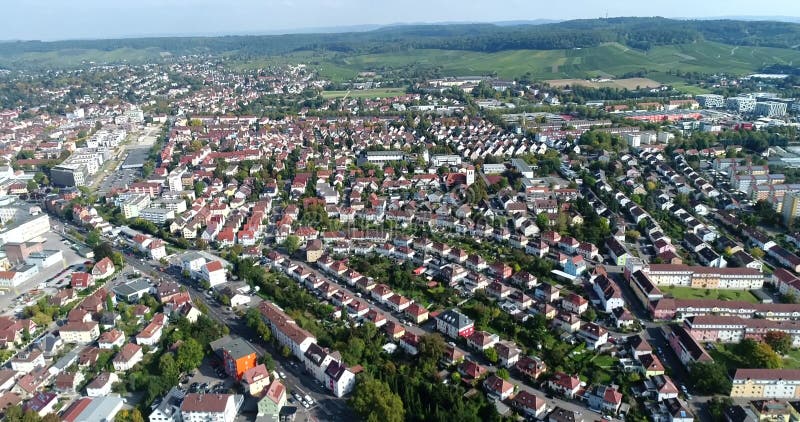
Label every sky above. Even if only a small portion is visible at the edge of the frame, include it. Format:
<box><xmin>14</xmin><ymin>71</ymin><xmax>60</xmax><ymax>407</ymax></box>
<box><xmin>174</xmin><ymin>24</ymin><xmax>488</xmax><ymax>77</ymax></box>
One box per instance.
<box><xmin>2</xmin><ymin>0</ymin><xmax>800</xmax><ymax>41</ymax></box>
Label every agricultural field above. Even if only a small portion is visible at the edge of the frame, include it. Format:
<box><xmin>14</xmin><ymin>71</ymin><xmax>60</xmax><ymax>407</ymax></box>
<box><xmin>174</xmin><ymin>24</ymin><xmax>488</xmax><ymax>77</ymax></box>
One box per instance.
<box><xmin>320</xmin><ymin>87</ymin><xmax>406</xmax><ymax>99</ymax></box>
<box><xmin>546</xmin><ymin>77</ymin><xmax>662</xmax><ymax>90</ymax></box>
<box><xmin>660</xmin><ymin>286</ymin><xmax>761</xmax><ymax>303</ymax></box>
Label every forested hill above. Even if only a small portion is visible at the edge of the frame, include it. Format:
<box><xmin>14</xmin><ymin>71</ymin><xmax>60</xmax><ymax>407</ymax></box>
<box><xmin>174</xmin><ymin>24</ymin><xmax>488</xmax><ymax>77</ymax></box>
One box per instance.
<box><xmin>2</xmin><ymin>17</ymin><xmax>800</xmax><ymax>66</ymax></box>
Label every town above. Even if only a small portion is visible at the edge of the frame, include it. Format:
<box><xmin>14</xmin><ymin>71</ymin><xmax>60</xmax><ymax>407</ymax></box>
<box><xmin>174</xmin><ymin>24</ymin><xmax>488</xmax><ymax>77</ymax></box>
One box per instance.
<box><xmin>2</xmin><ymin>13</ymin><xmax>800</xmax><ymax>422</ymax></box>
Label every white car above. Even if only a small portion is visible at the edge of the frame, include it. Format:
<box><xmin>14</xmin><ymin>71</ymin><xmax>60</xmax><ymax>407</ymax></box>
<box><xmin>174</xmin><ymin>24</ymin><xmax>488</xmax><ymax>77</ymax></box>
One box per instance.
<box><xmin>279</xmin><ymin>371</ymin><xmax>286</xmax><ymax>379</ymax></box>
<box><xmin>301</xmin><ymin>400</ymin><xmax>310</xmax><ymax>409</ymax></box>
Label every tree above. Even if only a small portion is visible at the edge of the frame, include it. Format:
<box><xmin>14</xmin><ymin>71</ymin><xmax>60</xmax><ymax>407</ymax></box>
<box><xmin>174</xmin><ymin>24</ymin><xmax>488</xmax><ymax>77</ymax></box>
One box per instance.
<box><xmin>484</xmin><ymin>347</ymin><xmax>499</xmax><ymax>364</ymax></box>
<box><xmin>93</xmin><ymin>241</ymin><xmax>123</xmax><ymax>268</ymax></box>
<box><xmin>417</xmin><ymin>333</ymin><xmax>446</xmax><ymax>363</ymax></box>
<box><xmin>738</xmin><ymin>339</ymin><xmax>782</xmax><ymax>368</ymax></box>
<box><xmin>707</xmin><ymin>397</ymin><xmax>733</xmax><ymax>422</ymax></box>
<box><xmin>176</xmin><ymin>338</ymin><xmax>205</xmax><ymax>371</ymax></box>
<box><xmin>86</xmin><ymin>229</ymin><xmax>101</xmax><ymax>248</ymax></box>
<box><xmin>584</xmin><ymin>307</ymin><xmax>597</xmax><ymax>322</ymax></box>
<box><xmin>689</xmin><ymin>361</ymin><xmax>731</xmax><ymax>395</ymax></box>
<box><xmin>350</xmin><ymin>377</ymin><xmax>405</xmax><ymax>422</ymax></box>
<box><xmin>765</xmin><ymin>331</ymin><xmax>793</xmax><ymax>355</ymax></box>
<box><xmin>26</xmin><ymin>179</ymin><xmax>38</xmax><ymax>193</ymax></box>
<box><xmin>194</xmin><ymin>181</ymin><xmax>206</xmax><ymax>197</ymax></box>
<box><xmin>496</xmin><ymin>368</ymin><xmax>510</xmax><ymax>380</ymax></box>
<box><xmin>750</xmin><ymin>247</ymin><xmax>765</xmax><ymax>260</ymax></box>
<box><xmin>625</xmin><ymin>230</ymin><xmax>641</xmax><ymax>242</ymax></box>
<box><xmin>42</xmin><ymin>414</ymin><xmax>61</xmax><ymax>422</ymax></box>
<box><xmin>283</xmin><ymin>235</ymin><xmax>300</xmax><ymax>255</ymax></box>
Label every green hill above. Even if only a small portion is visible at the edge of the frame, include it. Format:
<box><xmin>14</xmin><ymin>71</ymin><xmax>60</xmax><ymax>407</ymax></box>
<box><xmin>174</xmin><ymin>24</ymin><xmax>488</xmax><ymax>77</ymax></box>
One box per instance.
<box><xmin>304</xmin><ymin>41</ymin><xmax>800</xmax><ymax>82</ymax></box>
<box><xmin>3</xmin><ymin>17</ymin><xmax>800</xmax><ymax>84</ymax></box>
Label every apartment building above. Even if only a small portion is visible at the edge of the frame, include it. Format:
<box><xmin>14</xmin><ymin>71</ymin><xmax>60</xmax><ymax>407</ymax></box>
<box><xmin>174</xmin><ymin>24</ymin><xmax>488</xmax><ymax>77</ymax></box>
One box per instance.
<box><xmin>731</xmin><ymin>369</ymin><xmax>800</xmax><ymax>399</ymax></box>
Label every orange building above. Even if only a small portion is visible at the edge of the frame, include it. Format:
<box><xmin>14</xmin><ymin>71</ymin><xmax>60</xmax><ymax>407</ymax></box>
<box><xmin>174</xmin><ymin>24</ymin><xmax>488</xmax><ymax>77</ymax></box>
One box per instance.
<box><xmin>222</xmin><ymin>339</ymin><xmax>259</xmax><ymax>380</ymax></box>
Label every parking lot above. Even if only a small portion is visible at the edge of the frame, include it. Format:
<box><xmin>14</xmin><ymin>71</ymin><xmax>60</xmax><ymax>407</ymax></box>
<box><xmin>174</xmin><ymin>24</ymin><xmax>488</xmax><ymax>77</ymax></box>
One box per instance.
<box><xmin>179</xmin><ymin>356</ymin><xmax>236</xmax><ymax>395</ymax></box>
<box><xmin>0</xmin><ymin>230</ymin><xmax>86</xmax><ymax>314</ymax></box>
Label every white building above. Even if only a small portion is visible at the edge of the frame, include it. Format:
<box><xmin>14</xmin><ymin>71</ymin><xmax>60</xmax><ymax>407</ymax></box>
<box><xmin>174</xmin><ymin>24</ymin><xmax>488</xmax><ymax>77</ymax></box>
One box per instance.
<box><xmin>180</xmin><ymin>393</ymin><xmax>239</xmax><ymax>422</ymax></box>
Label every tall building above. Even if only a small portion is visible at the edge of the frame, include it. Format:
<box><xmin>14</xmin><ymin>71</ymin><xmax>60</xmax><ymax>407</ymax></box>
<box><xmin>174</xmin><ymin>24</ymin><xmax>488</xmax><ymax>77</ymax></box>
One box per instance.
<box><xmin>51</xmin><ymin>163</ymin><xmax>88</xmax><ymax>188</ymax></box>
<box><xmin>696</xmin><ymin>94</ymin><xmax>724</xmax><ymax>108</ymax></box>
<box><xmin>755</xmin><ymin>101</ymin><xmax>788</xmax><ymax>117</ymax></box>
<box><xmin>725</xmin><ymin>96</ymin><xmax>756</xmax><ymax>113</ymax></box>
<box><xmin>783</xmin><ymin>191</ymin><xmax>800</xmax><ymax>225</ymax></box>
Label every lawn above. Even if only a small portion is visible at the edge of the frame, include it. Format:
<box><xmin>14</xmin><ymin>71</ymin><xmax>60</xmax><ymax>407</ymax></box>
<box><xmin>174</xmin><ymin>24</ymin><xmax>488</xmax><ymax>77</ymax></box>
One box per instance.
<box><xmin>782</xmin><ymin>349</ymin><xmax>800</xmax><ymax>369</ymax></box>
<box><xmin>709</xmin><ymin>343</ymin><xmax>800</xmax><ymax>370</ymax></box>
<box><xmin>320</xmin><ymin>87</ymin><xmax>406</xmax><ymax>99</ymax></box>
<box><xmin>660</xmin><ymin>286</ymin><xmax>761</xmax><ymax>303</ymax></box>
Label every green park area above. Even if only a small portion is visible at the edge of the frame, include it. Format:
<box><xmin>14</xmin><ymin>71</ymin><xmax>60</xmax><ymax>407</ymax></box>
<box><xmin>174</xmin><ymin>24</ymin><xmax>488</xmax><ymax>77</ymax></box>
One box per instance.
<box><xmin>660</xmin><ymin>286</ymin><xmax>760</xmax><ymax>303</ymax></box>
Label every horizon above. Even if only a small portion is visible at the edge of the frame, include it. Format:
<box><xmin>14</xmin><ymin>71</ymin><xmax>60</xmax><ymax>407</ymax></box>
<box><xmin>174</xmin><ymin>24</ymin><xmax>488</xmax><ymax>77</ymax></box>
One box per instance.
<box><xmin>2</xmin><ymin>0</ymin><xmax>800</xmax><ymax>42</ymax></box>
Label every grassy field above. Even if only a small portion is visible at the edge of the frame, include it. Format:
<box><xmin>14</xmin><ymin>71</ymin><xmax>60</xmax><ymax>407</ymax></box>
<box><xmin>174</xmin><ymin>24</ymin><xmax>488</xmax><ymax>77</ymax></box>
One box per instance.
<box><xmin>306</xmin><ymin>41</ymin><xmax>800</xmax><ymax>84</ymax></box>
<box><xmin>660</xmin><ymin>286</ymin><xmax>761</xmax><ymax>303</ymax></box>
<box><xmin>321</xmin><ymin>87</ymin><xmax>406</xmax><ymax>99</ymax></box>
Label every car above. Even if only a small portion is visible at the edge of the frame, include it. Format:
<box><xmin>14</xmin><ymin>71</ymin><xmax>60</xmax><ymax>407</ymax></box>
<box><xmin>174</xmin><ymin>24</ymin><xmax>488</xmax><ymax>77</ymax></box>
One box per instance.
<box><xmin>279</xmin><ymin>371</ymin><xmax>286</xmax><ymax>379</ymax></box>
<box><xmin>301</xmin><ymin>400</ymin><xmax>310</xmax><ymax>409</ymax></box>
<box><xmin>292</xmin><ymin>392</ymin><xmax>301</xmax><ymax>400</ymax></box>
<box><xmin>304</xmin><ymin>394</ymin><xmax>313</xmax><ymax>404</ymax></box>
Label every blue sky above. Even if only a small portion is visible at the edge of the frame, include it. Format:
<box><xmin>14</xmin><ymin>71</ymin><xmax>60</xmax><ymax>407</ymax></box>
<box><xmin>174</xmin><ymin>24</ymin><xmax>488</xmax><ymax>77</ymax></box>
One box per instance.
<box><xmin>2</xmin><ymin>0</ymin><xmax>800</xmax><ymax>41</ymax></box>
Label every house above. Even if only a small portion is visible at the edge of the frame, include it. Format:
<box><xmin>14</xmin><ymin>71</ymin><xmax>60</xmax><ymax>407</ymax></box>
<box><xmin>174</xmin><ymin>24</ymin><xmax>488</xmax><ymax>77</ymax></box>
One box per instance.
<box><xmin>399</xmin><ymin>332</ymin><xmax>420</xmax><ymax>355</ymax></box>
<box><xmin>668</xmin><ymin>325</ymin><xmax>713</xmax><ymax>368</ymax></box>
<box><xmin>495</xmin><ymin>341</ymin><xmax>521</xmax><ymax>368</ymax></box>
<box><xmin>113</xmin><ymin>343</ymin><xmax>143</xmax><ymax>371</ymax></box>
<box><xmin>303</xmin><ymin>343</ymin><xmax>337</xmax><ymax>384</ymax></box>
<box><xmin>435</xmin><ymin>309</ymin><xmax>475</xmax><ymax>339</ymax></box>
<box><xmin>535</xmin><ymin>283</ymin><xmax>561</xmax><ymax>302</ymax></box>
<box><xmin>241</xmin><ymin>364</ymin><xmax>270</xmax><ymax>396</ymax></box>
<box><xmin>483</xmin><ymin>374</ymin><xmax>515</xmax><ymax>401</ymax></box>
<box><xmin>324</xmin><ymin>360</ymin><xmax>356</xmax><ymax>397</ymax></box>
<box><xmin>180</xmin><ymin>393</ymin><xmax>239</xmax><ymax>422</ymax></box>
<box><xmin>386</xmin><ymin>294</ymin><xmax>413</xmax><ymax>312</ymax></box>
<box><xmin>59</xmin><ymin>321</ymin><xmax>100</xmax><ymax>343</ymax></box>
<box><xmin>515</xmin><ymin>354</ymin><xmax>548</xmax><ymax>382</ymax></box>
<box><xmin>586</xmin><ymin>385</ymin><xmax>623</xmax><ymax>414</ymax></box>
<box><xmin>22</xmin><ymin>391</ymin><xmax>58</xmax><ymax>417</ymax></box>
<box><xmin>91</xmin><ymin>257</ymin><xmax>115</xmax><ymax>279</ymax></box>
<box><xmin>220</xmin><ymin>338</ymin><xmax>259</xmax><ymax>381</ymax></box>
<box><xmin>113</xmin><ymin>279</ymin><xmax>153</xmax><ymax>302</ymax></box>
<box><xmin>98</xmin><ymin>328</ymin><xmax>125</xmax><ymax>349</ymax></box>
<box><xmin>638</xmin><ymin>353</ymin><xmax>666</xmax><ymax>377</ymax></box>
<box><xmin>201</xmin><ymin>260</ymin><xmax>227</xmax><ymax>287</ymax></box>
<box><xmin>136</xmin><ymin>313</ymin><xmax>166</xmax><ymax>346</ymax></box>
<box><xmin>562</xmin><ymin>293</ymin><xmax>588</xmax><ymax>315</ymax></box>
<box><xmin>86</xmin><ymin>372</ymin><xmax>119</xmax><ymax>397</ymax></box>
<box><xmin>441</xmin><ymin>344</ymin><xmax>465</xmax><ymax>366</ymax></box>
<box><xmin>404</xmin><ymin>303</ymin><xmax>429</xmax><ymax>323</ymax></box>
<box><xmin>578</xmin><ymin>322</ymin><xmax>609</xmax><ymax>350</ymax></box>
<box><xmin>70</xmin><ymin>272</ymin><xmax>94</xmax><ymax>289</ymax></box>
<box><xmin>593</xmin><ymin>275</ymin><xmax>625</xmax><ymax>313</ymax></box>
<box><xmin>459</xmin><ymin>359</ymin><xmax>488</xmax><ymax>384</ymax></box>
<box><xmin>34</xmin><ymin>333</ymin><xmax>63</xmax><ymax>358</ymax></box>
<box><xmin>512</xmin><ymin>391</ymin><xmax>547</xmax><ymax>419</ymax></box>
<box><xmin>547</xmin><ymin>372</ymin><xmax>582</xmax><ymax>398</ymax></box>
<box><xmin>467</xmin><ymin>331</ymin><xmax>500</xmax><ymax>351</ymax></box>
<box><xmin>148</xmin><ymin>387</ymin><xmax>185</xmax><ymax>422</ymax></box>
<box><xmin>548</xmin><ymin>407</ymin><xmax>584</xmax><ymax>422</ymax></box>
<box><xmin>730</xmin><ymin>369</ymin><xmax>800</xmax><ymax>399</ymax></box>
<box><xmin>257</xmin><ymin>380</ymin><xmax>286</xmax><ymax>419</ymax></box>
<box><xmin>10</xmin><ymin>350</ymin><xmax>45</xmax><ymax>373</ymax></box>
